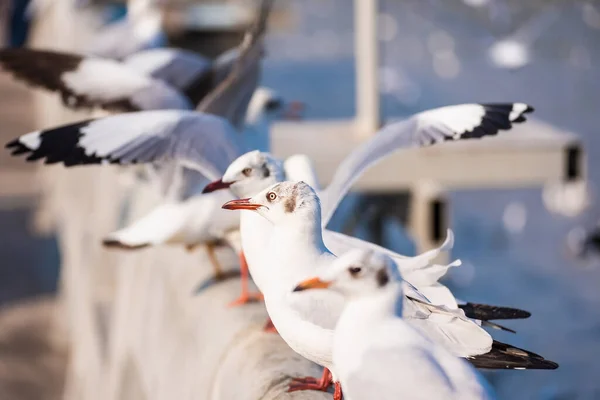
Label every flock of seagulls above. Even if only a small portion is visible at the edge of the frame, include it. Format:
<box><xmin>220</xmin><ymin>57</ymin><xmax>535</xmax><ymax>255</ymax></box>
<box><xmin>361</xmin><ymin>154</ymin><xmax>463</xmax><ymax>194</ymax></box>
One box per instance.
<box><xmin>2</xmin><ymin>0</ymin><xmax>559</xmax><ymax>399</ymax></box>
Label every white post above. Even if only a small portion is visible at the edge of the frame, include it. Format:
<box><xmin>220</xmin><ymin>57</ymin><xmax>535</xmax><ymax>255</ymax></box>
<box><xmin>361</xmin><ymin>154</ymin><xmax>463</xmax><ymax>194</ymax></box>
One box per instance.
<box><xmin>409</xmin><ymin>181</ymin><xmax>449</xmax><ymax>264</ymax></box>
<box><xmin>354</xmin><ymin>0</ymin><xmax>380</xmax><ymax>136</ymax></box>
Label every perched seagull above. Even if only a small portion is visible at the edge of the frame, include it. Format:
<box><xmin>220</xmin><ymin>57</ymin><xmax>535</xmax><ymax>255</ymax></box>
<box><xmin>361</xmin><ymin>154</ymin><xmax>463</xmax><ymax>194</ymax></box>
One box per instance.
<box><xmin>5</xmin><ymin>0</ymin><xmax>278</xmax><ymax>283</ymax></box>
<box><xmin>295</xmin><ymin>249</ymin><xmax>495</xmax><ymax>400</ymax></box>
<box><xmin>205</xmin><ymin>103</ymin><xmax>535</xmax><ymax>306</ymax></box>
<box><xmin>222</xmin><ymin>181</ymin><xmax>557</xmax><ymax>395</ymax></box>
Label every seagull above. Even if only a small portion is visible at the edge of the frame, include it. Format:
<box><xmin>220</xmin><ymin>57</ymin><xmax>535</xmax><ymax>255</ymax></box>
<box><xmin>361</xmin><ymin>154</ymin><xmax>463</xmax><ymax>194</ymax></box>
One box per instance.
<box><xmin>204</xmin><ymin>103</ymin><xmax>535</xmax><ymax>307</ymax></box>
<box><xmin>4</xmin><ymin>0</ymin><xmax>279</xmax><ymax>286</ymax></box>
<box><xmin>0</xmin><ymin>1</ymin><xmax>295</xmax><ymax>115</ymax></box>
<box><xmin>0</xmin><ymin>44</ymin><xmax>251</xmax><ymax>113</ymax></box>
<box><xmin>221</xmin><ymin>181</ymin><xmax>557</xmax><ymax>395</ymax></box>
<box><xmin>294</xmin><ymin>249</ymin><xmax>495</xmax><ymax>400</ymax></box>
<box><xmin>87</xmin><ymin>0</ymin><xmax>167</xmax><ymax>61</ymax></box>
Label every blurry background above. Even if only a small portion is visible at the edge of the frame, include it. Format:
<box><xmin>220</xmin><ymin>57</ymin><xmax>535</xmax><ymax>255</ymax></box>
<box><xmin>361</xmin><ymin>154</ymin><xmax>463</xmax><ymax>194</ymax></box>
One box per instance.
<box><xmin>0</xmin><ymin>0</ymin><xmax>599</xmax><ymax>399</ymax></box>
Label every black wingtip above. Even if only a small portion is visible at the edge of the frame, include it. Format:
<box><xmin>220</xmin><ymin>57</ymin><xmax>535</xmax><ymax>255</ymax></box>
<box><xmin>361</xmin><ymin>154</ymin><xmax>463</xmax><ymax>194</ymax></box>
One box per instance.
<box><xmin>469</xmin><ymin>340</ymin><xmax>559</xmax><ymax>370</ymax></box>
<box><xmin>6</xmin><ymin>140</ymin><xmax>32</xmax><ymax>157</ymax></box>
<box><xmin>459</xmin><ymin>302</ymin><xmax>531</xmax><ymax>321</ymax></box>
<box><xmin>5</xmin><ymin>139</ymin><xmax>18</xmax><ymax>149</ymax></box>
<box><xmin>102</xmin><ymin>238</ymin><xmax>149</xmax><ymax>251</ymax></box>
<box><xmin>481</xmin><ymin>320</ymin><xmax>517</xmax><ymax>334</ymax></box>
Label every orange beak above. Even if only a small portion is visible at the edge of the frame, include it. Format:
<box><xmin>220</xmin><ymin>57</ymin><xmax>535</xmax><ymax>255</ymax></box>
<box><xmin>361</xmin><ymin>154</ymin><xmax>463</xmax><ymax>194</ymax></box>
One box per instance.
<box><xmin>202</xmin><ymin>179</ymin><xmax>232</xmax><ymax>193</ymax></box>
<box><xmin>283</xmin><ymin>101</ymin><xmax>306</xmax><ymax>120</ymax></box>
<box><xmin>293</xmin><ymin>276</ymin><xmax>331</xmax><ymax>292</ymax></box>
<box><xmin>222</xmin><ymin>198</ymin><xmax>262</xmax><ymax>211</ymax></box>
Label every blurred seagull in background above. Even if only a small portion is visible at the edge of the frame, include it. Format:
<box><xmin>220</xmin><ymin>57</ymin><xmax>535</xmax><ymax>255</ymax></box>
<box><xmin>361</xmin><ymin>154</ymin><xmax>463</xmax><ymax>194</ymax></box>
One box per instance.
<box><xmin>296</xmin><ymin>249</ymin><xmax>495</xmax><ymax>400</ymax></box>
<box><xmin>0</xmin><ymin>1</ymin><xmax>307</xmax><ymax>116</ymax></box>
<box><xmin>0</xmin><ymin>42</ymin><xmax>262</xmax><ymax>114</ymax></box>
<box><xmin>222</xmin><ymin>181</ymin><xmax>557</xmax><ymax>397</ymax></box>
<box><xmin>87</xmin><ymin>0</ymin><xmax>167</xmax><ymax>60</ymax></box>
<box><xmin>4</xmin><ymin>0</ymin><xmax>282</xmax><ymax>283</ymax></box>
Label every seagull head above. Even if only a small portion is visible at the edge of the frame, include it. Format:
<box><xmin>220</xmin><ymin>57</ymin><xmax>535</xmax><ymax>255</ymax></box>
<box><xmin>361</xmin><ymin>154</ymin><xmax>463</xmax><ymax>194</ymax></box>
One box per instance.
<box><xmin>203</xmin><ymin>151</ymin><xmax>285</xmax><ymax>198</ymax></box>
<box><xmin>221</xmin><ymin>180</ymin><xmax>321</xmax><ymax>226</ymax></box>
<box><xmin>293</xmin><ymin>249</ymin><xmax>401</xmax><ymax>300</ymax></box>
<box><xmin>246</xmin><ymin>87</ymin><xmax>305</xmax><ymax>126</ymax></box>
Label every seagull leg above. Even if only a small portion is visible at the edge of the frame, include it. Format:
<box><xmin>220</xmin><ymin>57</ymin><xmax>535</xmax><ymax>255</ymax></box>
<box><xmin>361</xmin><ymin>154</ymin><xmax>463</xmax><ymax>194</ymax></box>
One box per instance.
<box><xmin>263</xmin><ymin>318</ymin><xmax>278</xmax><ymax>334</ymax></box>
<box><xmin>205</xmin><ymin>242</ymin><xmax>225</xmax><ymax>280</ymax></box>
<box><xmin>287</xmin><ymin>368</ymin><xmax>333</xmax><ymax>393</ymax></box>
<box><xmin>228</xmin><ymin>251</ymin><xmax>264</xmax><ymax>307</ymax></box>
<box><xmin>333</xmin><ymin>382</ymin><xmax>343</xmax><ymax>400</ymax></box>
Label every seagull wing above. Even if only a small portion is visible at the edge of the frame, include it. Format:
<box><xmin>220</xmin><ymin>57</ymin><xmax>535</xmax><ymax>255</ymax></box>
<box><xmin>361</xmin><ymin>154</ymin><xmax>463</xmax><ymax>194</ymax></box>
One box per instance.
<box><xmin>344</xmin><ymin>340</ymin><xmax>490</xmax><ymax>400</ymax></box>
<box><xmin>179</xmin><ymin>47</ymin><xmax>239</xmax><ymax>107</ymax></box>
<box><xmin>123</xmin><ymin>48</ymin><xmax>212</xmax><ymax>95</ymax></box>
<box><xmin>88</xmin><ymin>17</ymin><xmax>166</xmax><ymax>61</ymax></box>
<box><xmin>319</xmin><ymin>103</ymin><xmax>534</xmax><ymax>226</ymax></box>
<box><xmin>196</xmin><ymin>0</ymin><xmax>274</xmax><ymax>129</ymax></box>
<box><xmin>0</xmin><ymin>49</ymin><xmax>192</xmax><ymax>112</ymax></box>
<box><xmin>6</xmin><ymin>110</ymin><xmax>242</xmax><ymax>183</ymax></box>
<box><xmin>284</xmin><ymin>154</ymin><xmax>322</xmax><ymax>191</ymax></box>
<box><xmin>404</xmin><ymin>297</ymin><xmax>493</xmax><ymax>358</ymax></box>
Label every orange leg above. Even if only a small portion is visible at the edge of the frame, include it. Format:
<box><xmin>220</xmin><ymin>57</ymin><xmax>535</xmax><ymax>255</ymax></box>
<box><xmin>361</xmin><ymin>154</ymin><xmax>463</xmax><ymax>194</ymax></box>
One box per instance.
<box><xmin>205</xmin><ymin>243</ymin><xmax>224</xmax><ymax>280</ymax></box>
<box><xmin>228</xmin><ymin>251</ymin><xmax>264</xmax><ymax>307</ymax></box>
<box><xmin>333</xmin><ymin>382</ymin><xmax>343</xmax><ymax>400</ymax></box>
<box><xmin>287</xmin><ymin>368</ymin><xmax>334</xmax><ymax>394</ymax></box>
<box><xmin>263</xmin><ymin>319</ymin><xmax>278</xmax><ymax>334</ymax></box>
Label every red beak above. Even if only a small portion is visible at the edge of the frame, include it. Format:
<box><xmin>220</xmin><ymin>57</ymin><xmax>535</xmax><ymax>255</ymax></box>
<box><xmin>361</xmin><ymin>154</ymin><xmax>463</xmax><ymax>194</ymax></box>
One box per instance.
<box><xmin>203</xmin><ymin>179</ymin><xmax>232</xmax><ymax>193</ymax></box>
<box><xmin>222</xmin><ymin>198</ymin><xmax>262</xmax><ymax>211</ymax></box>
<box><xmin>283</xmin><ymin>101</ymin><xmax>306</xmax><ymax>120</ymax></box>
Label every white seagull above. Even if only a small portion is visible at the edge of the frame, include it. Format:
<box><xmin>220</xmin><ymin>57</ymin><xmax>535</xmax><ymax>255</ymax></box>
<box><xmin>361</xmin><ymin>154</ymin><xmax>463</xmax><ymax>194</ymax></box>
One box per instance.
<box><xmin>205</xmin><ymin>103</ymin><xmax>535</xmax><ymax>308</ymax></box>
<box><xmin>222</xmin><ymin>181</ymin><xmax>557</xmax><ymax>395</ymax></box>
<box><xmin>294</xmin><ymin>249</ymin><xmax>495</xmax><ymax>400</ymax></box>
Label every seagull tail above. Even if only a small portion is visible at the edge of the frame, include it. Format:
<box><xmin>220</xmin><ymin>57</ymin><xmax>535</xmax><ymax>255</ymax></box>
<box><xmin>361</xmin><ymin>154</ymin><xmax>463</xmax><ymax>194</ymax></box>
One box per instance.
<box><xmin>102</xmin><ymin>204</ymin><xmax>187</xmax><ymax>250</ymax></box>
<box><xmin>468</xmin><ymin>340</ymin><xmax>558</xmax><ymax>370</ymax></box>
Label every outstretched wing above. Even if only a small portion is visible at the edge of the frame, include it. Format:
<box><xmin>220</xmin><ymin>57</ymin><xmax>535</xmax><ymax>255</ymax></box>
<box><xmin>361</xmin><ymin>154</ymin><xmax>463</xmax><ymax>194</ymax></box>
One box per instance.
<box><xmin>5</xmin><ymin>110</ymin><xmax>242</xmax><ymax>182</ymax></box>
<box><xmin>196</xmin><ymin>0</ymin><xmax>274</xmax><ymax>129</ymax></box>
<box><xmin>123</xmin><ymin>48</ymin><xmax>212</xmax><ymax>95</ymax></box>
<box><xmin>0</xmin><ymin>49</ymin><xmax>192</xmax><ymax>112</ymax></box>
<box><xmin>319</xmin><ymin>103</ymin><xmax>534</xmax><ymax>226</ymax></box>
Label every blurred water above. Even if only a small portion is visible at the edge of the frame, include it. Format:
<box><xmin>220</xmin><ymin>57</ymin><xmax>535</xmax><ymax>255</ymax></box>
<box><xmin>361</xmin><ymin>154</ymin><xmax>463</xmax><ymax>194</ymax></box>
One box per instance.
<box><xmin>263</xmin><ymin>1</ymin><xmax>600</xmax><ymax>398</ymax></box>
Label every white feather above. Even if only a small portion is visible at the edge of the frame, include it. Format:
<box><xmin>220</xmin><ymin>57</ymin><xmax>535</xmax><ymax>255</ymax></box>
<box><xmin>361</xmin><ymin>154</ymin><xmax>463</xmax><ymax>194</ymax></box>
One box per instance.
<box><xmin>18</xmin><ymin>131</ymin><xmax>42</xmax><ymax>150</ymax></box>
<box><xmin>61</xmin><ymin>58</ymin><xmax>192</xmax><ymax>110</ymax></box>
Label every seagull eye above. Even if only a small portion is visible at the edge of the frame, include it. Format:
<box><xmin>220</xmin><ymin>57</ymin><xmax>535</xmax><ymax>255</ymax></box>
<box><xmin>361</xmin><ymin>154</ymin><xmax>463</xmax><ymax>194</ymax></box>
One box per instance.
<box><xmin>242</xmin><ymin>168</ymin><xmax>252</xmax><ymax>177</ymax></box>
<box><xmin>348</xmin><ymin>267</ymin><xmax>362</xmax><ymax>277</ymax></box>
<box><xmin>267</xmin><ymin>192</ymin><xmax>277</xmax><ymax>201</ymax></box>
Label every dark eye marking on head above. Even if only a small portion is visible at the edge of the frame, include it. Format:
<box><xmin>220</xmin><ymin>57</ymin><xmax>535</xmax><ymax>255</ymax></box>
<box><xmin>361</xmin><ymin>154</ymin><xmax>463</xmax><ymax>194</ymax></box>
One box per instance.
<box><xmin>376</xmin><ymin>268</ymin><xmax>389</xmax><ymax>287</ymax></box>
<box><xmin>261</xmin><ymin>164</ymin><xmax>270</xmax><ymax>178</ymax></box>
<box><xmin>349</xmin><ymin>266</ymin><xmax>362</xmax><ymax>277</ymax></box>
<box><xmin>284</xmin><ymin>196</ymin><xmax>296</xmax><ymax>213</ymax></box>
